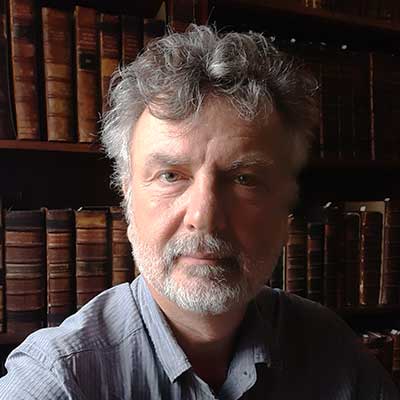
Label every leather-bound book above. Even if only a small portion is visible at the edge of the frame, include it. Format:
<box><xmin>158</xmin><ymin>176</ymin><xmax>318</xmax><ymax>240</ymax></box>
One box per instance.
<box><xmin>45</xmin><ymin>209</ymin><xmax>75</xmax><ymax>327</ymax></box>
<box><xmin>390</xmin><ymin>329</ymin><xmax>400</xmax><ymax>386</ymax></box>
<box><xmin>75</xmin><ymin>6</ymin><xmax>98</xmax><ymax>143</ymax></box>
<box><xmin>343</xmin><ymin>213</ymin><xmax>360</xmax><ymax>306</ymax></box>
<box><xmin>110</xmin><ymin>207</ymin><xmax>134</xmax><ymax>286</ymax></box>
<box><xmin>168</xmin><ymin>0</ymin><xmax>195</xmax><ymax>32</ymax></box>
<box><xmin>99</xmin><ymin>13</ymin><xmax>120</xmax><ymax>115</ymax></box>
<box><xmin>307</xmin><ymin>222</ymin><xmax>324</xmax><ymax>303</ymax></box>
<box><xmin>5</xmin><ymin>209</ymin><xmax>46</xmax><ymax>334</ymax></box>
<box><xmin>9</xmin><ymin>0</ymin><xmax>40</xmax><ymax>140</ymax></box>
<box><xmin>320</xmin><ymin>45</ymin><xmax>341</xmax><ymax>160</ymax></box>
<box><xmin>75</xmin><ymin>208</ymin><xmax>110</xmax><ymax>309</ymax></box>
<box><xmin>285</xmin><ymin>215</ymin><xmax>307</xmax><ymax>298</ymax></box>
<box><xmin>0</xmin><ymin>198</ymin><xmax>4</xmax><ymax>331</ymax></box>
<box><xmin>42</xmin><ymin>8</ymin><xmax>74</xmax><ymax>142</ymax></box>
<box><xmin>323</xmin><ymin>203</ymin><xmax>344</xmax><ymax>308</ymax></box>
<box><xmin>359</xmin><ymin>210</ymin><xmax>382</xmax><ymax>305</ymax></box>
<box><xmin>380</xmin><ymin>198</ymin><xmax>400</xmax><ymax>304</ymax></box>
<box><xmin>121</xmin><ymin>15</ymin><xmax>142</xmax><ymax>66</ymax></box>
<box><xmin>0</xmin><ymin>2</ymin><xmax>13</xmax><ymax>139</ymax></box>
<box><xmin>270</xmin><ymin>249</ymin><xmax>284</xmax><ymax>290</ymax></box>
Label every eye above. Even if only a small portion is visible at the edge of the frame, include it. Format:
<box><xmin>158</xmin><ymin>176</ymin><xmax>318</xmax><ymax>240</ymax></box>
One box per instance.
<box><xmin>234</xmin><ymin>174</ymin><xmax>257</xmax><ymax>187</ymax></box>
<box><xmin>159</xmin><ymin>171</ymin><xmax>181</xmax><ymax>183</ymax></box>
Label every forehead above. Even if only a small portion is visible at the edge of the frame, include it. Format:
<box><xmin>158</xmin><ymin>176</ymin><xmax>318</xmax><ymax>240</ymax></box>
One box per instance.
<box><xmin>131</xmin><ymin>99</ymin><xmax>287</xmax><ymax>166</ymax></box>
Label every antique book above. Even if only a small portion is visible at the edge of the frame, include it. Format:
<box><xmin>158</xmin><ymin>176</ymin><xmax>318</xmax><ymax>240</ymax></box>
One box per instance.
<box><xmin>168</xmin><ymin>0</ymin><xmax>195</xmax><ymax>32</ymax></box>
<box><xmin>390</xmin><ymin>329</ymin><xmax>400</xmax><ymax>386</ymax></box>
<box><xmin>42</xmin><ymin>8</ymin><xmax>74</xmax><ymax>142</ymax></box>
<box><xmin>285</xmin><ymin>215</ymin><xmax>307</xmax><ymax>298</ymax></box>
<box><xmin>380</xmin><ymin>198</ymin><xmax>400</xmax><ymax>304</ymax></box>
<box><xmin>306</xmin><ymin>222</ymin><xmax>324</xmax><ymax>303</ymax></box>
<box><xmin>99</xmin><ymin>13</ymin><xmax>120</xmax><ymax>115</ymax></box>
<box><xmin>359</xmin><ymin>210</ymin><xmax>383</xmax><ymax>305</ymax></box>
<box><xmin>110</xmin><ymin>207</ymin><xmax>134</xmax><ymax>286</ymax></box>
<box><xmin>75</xmin><ymin>207</ymin><xmax>110</xmax><ymax>309</ymax></box>
<box><xmin>0</xmin><ymin>2</ymin><xmax>13</xmax><ymax>139</ymax></box>
<box><xmin>9</xmin><ymin>0</ymin><xmax>40</xmax><ymax>139</ymax></box>
<box><xmin>45</xmin><ymin>208</ymin><xmax>75</xmax><ymax>327</ymax></box>
<box><xmin>75</xmin><ymin>6</ymin><xmax>99</xmax><ymax>143</ymax></box>
<box><xmin>323</xmin><ymin>202</ymin><xmax>344</xmax><ymax>308</ymax></box>
<box><xmin>121</xmin><ymin>14</ymin><xmax>142</xmax><ymax>66</ymax></box>
<box><xmin>343</xmin><ymin>213</ymin><xmax>360</xmax><ymax>306</ymax></box>
<box><xmin>5</xmin><ymin>209</ymin><xmax>46</xmax><ymax>334</ymax></box>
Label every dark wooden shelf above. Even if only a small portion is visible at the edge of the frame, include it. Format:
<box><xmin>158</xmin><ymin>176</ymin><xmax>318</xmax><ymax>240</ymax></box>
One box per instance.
<box><xmin>307</xmin><ymin>159</ymin><xmax>400</xmax><ymax>170</ymax></box>
<box><xmin>0</xmin><ymin>140</ymin><xmax>101</xmax><ymax>154</ymax></box>
<box><xmin>336</xmin><ymin>304</ymin><xmax>400</xmax><ymax>317</ymax></box>
<box><xmin>217</xmin><ymin>0</ymin><xmax>400</xmax><ymax>33</ymax></box>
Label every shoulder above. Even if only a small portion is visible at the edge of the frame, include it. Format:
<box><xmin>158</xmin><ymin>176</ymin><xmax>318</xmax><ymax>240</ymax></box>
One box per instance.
<box><xmin>12</xmin><ymin>280</ymin><xmax>144</xmax><ymax>370</ymax></box>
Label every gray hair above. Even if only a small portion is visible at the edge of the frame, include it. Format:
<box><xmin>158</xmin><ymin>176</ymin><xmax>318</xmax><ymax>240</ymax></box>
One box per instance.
<box><xmin>101</xmin><ymin>25</ymin><xmax>318</xmax><ymax>211</ymax></box>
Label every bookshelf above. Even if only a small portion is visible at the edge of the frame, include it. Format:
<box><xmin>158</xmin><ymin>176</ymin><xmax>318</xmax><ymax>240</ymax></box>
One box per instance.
<box><xmin>0</xmin><ymin>0</ymin><xmax>400</xmax><ymax>385</ymax></box>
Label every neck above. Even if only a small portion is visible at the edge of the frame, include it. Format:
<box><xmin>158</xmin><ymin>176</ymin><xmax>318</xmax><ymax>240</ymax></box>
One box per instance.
<box><xmin>146</xmin><ymin>280</ymin><xmax>247</xmax><ymax>392</ymax></box>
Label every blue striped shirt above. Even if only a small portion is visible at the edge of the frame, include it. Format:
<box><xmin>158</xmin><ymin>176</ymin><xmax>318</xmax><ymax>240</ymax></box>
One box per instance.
<box><xmin>0</xmin><ymin>276</ymin><xmax>398</xmax><ymax>399</ymax></box>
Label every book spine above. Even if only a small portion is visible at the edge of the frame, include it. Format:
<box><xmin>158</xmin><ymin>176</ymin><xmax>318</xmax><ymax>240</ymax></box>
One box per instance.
<box><xmin>380</xmin><ymin>199</ymin><xmax>400</xmax><ymax>304</ymax></box>
<box><xmin>0</xmin><ymin>2</ymin><xmax>12</xmax><ymax>138</ymax></box>
<box><xmin>323</xmin><ymin>204</ymin><xmax>344</xmax><ymax>308</ymax></box>
<box><xmin>168</xmin><ymin>0</ymin><xmax>195</xmax><ymax>32</ymax></box>
<box><xmin>359</xmin><ymin>211</ymin><xmax>383</xmax><ymax>305</ymax></box>
<box><xmin>42</xmin><ymin>8</ymin><xmax>74</xmax><ymax>142</ymax></box>
<box><xmin>99</xmin><ymin>13</ymin><xmax>120</xmax><ymax>115</ymax></box>
<box><xmin>75</xmin><ymin>209</ymin><xmax>110</xmax><ymax>309</ymax></box>
<box><xmin>75</xmin><ymin>6</ymin><xmax>98</xmax><ymax>143</ymax></box>
<box><xmin>5</xmin><ymin>209</ymin><xmax>46</xmax><ymax>334</ymax></box>
<box><xmin>344</xmin><ymin>213</ymin><xmax>360</xmax><ymax>306</ymax></box>
<box><xmin>285</xmin><ymin>215</ymin><xmax>307</xmax><ymax>298</ymax></box>
<box><xmin>307</xmin><ymin>222</ymin><xmax>324</xmax><ymax>303</ymax></box>
<box><xmin>121</xmin><ymin>15</ymin><xmax>142</xmax><ymax>66</ymax></box>
<box><xmin>9</xmin><ymin>0</ymin><xmax>40</xmax><ymax>139</ymax></box>
<box><xmin>46</xmin><ymin>209</ymin><xmax>75</xmax><ymax>327</ymax></box>
<box><xmin>110</xmin><ymin>207</ymin><xmax>134</xmax><ymax>286</ymax></box>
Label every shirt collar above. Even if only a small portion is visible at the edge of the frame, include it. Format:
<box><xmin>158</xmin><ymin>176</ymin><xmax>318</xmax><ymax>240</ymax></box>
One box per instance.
<box><xmin>134</xmin><ymin>276</ymin><xmax>275</xmax><ymax>383</ymax></box>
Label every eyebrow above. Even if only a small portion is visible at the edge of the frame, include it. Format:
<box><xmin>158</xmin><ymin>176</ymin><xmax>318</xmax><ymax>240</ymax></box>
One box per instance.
<box><xmin>145</xmin><ymin>152</ymin><xmax>274</xmax><ymax>169</ymax></box>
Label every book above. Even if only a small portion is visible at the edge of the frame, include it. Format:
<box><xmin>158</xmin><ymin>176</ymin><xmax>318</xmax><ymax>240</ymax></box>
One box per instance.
<box><xmin>42</xmin><ymin>8</ymin><xmax>74</xmax><ymax>142</ymax></box>
<box><xmin>0</xmin><ymin>197</ymin><xmax>4</xmax><ymax>331</ymax></box>
<box><xmin>380</xmin><ymin>198</ymin><xmax>400</xmax><ymax>305</ymax></box>
<box><xmin>75</xmin><ymin>208</ymin><xmax>110</xmax><ymax>309</ymax></box>
<box><xmin>168</xmin><ymin>0</ymin><xmax>196</xmax><ymax>32</ymax></box>
<box><xmin>5</xmin><ymin>209</ymin><xmax>46</xmax><ymax>334</ymax></box>
<box><xmin>323</xmin><ymin>203</ymin><xmax>344</xmax><ymax>308</ymax></box>
<box><xmin>9</xmin><ymin>0</ymin><xmax>40</xmax><ymax>140</ymax></box>
<box><xmin>45</xmin><ymin>208</ymin><xmax>75</xmax><ymax>327</ymax></box>
<box><xmin>121</xmin><ymin>14</ymin><xmax>142</xmax><ymax>66</ymax></box>
<box><xmin>306</xmin><ymin>222</ymin><xmax>324</xmax><ymax>303</ymax></box>
<box><xmin>99</xmin><ymin>13</ymin><xmax>120</xmax><ymax>115</ymax></box>
<box><xmin>343</xmin><ymin>213</ymin><xmax>360</xmax><ymax>306</ymax></box>
<box><xmin>0</xmin><ymin>2</ymin><xmax>13</xmax><ymax>139</ymax></box>
<box><xmin>75</xmin><ymin>6</ymin><xmax>99</xmax><ymax>143</ymax></box>
<box><xmin>110</xmin><ymin>207</ymin><xmax>134</xmax><ymax>286</ymax></box>
<box><xmin>359</xmin><ymin>210</ymin><xmax>383</xmax><ymax>305</ymax></box>
<box><xmin>285</xmin><ymin>215</ymin><xmax>307</xmax><ymax>298</ymax></box>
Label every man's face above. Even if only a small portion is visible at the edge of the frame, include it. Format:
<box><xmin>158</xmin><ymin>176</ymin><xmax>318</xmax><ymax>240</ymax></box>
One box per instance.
<box><xmin>127</xmin><ymin>99</ymin><xmax>293</xmax><ymax>314</ymax></box>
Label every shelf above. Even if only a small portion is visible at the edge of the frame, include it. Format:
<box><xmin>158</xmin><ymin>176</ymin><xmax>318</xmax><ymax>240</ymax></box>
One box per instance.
<box><xmin>336</xmin><ymin>304</ymin><xmax>400</xmax><ymax>317</ymax></box>
<box><xmin>217</xmin><ymin>0</ymin><xmax>400</xmax><ymax>33</ymax></box>
<box><xmin>307</xmin><ymin>159</ymin><xmax>400</xmax><ymax>170</ymax></box>
<box><xmin>0</xmin><ymin>140</ymin><xmax>102</xmax><ymax>154</ymax></box>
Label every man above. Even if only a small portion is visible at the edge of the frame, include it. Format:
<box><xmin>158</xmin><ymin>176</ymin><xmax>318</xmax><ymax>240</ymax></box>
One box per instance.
<box><xmin>0</xmin><ymin>25</ymin><xmax>398</xmax><ymax>399</ymax></box>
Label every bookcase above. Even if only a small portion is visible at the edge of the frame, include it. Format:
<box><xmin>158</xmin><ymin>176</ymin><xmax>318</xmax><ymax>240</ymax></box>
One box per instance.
<box><xmin>1</xmin><ymin>0</ymin><xmax>400</xmax><ymax>385</ymax></box>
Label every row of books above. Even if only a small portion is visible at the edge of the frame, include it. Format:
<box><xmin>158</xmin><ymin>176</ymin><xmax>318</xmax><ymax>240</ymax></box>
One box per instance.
<box><xmin>268</xmin><ymin>199</ymin><xmax>400</xmax><ymax>308</ymax></box>
<box><xmin>303</xmin><ymin>0</ymin><xmax>400</xmax><ymax>22</ymax></box>
<box><xmin>0</xmin><ymin>205</ymin><xmax>139</xmax><ymax>336</ymax></box>
<box><xmin>360</xmin><ymin>330</ymin><xmax>400</xmax><ymax>387</ymax></box>
<box><xmin>0</xmin><ymin>1</ymin><xmax>167</xmax><ymax>144</ymax></box>
<box><xmin>277</xmin><ymin>38</ymin><xmax>400</xmax><ymax>161</ymax></box>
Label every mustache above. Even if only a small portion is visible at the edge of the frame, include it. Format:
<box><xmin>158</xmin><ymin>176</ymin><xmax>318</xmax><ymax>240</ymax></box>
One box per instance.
<box><xmin>162</xmin><ymin>234</ymin><xmax>237</xmax><ymax>263</ymax></box>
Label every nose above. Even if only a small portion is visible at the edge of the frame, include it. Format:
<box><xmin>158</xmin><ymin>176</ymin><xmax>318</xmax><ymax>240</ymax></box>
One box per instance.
<box><xmin>183</xmin><ymin>175</ymin><xmax>227</xmax><ymax>234</ymax></box>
